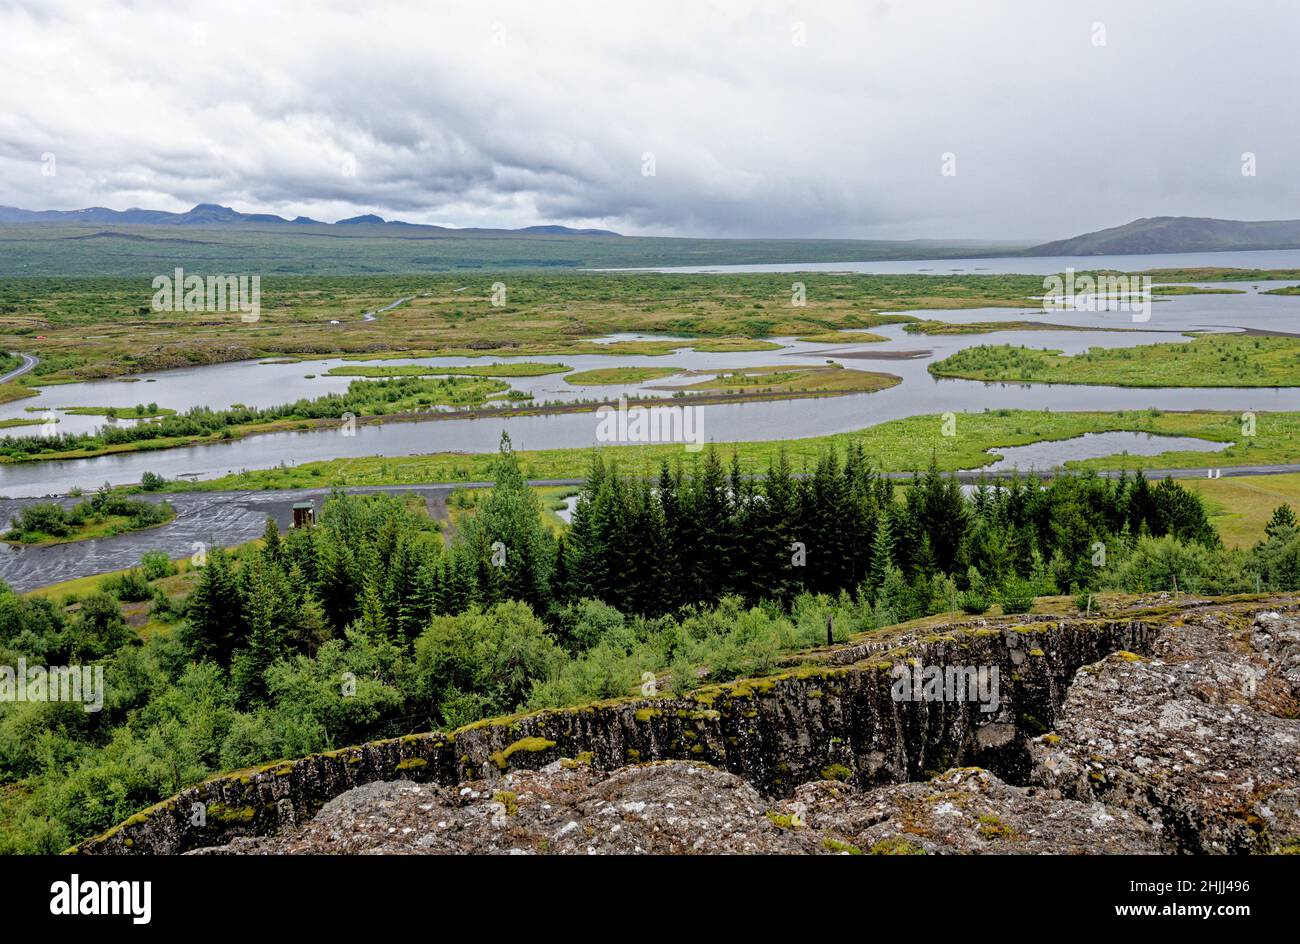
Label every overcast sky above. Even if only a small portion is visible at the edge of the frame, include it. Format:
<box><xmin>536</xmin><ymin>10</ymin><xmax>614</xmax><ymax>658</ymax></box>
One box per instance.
<box><xmin>1</xmin><ymin>0</ymin><xmax>1297</xmax><ymax>240</ymax></box>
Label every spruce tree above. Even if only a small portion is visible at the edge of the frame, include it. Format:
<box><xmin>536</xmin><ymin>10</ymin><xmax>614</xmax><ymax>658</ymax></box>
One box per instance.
<box><xmin>357</xmin><ymin>577</ymin><xmax>391</xmax><ymax>640</ymax></box>
<box><xmin>231</xmin><ymin>563</ymin><xmax>288</xmax><ymax>705</ymax></box>
<box><xmin>866</xmin><ymin>512</ymin><xmax>894</xmax><ymax>603</ymax></box>
<box><xmin>1266</xmin><ymin>503</ymin><xmax>1298</xmax><ymax>540</ymax></box>
<box><xmin>657</xmin><ymin>460</ymin><xmax>684</xmax><ymax>609</ymax></box>
<box><xmin>628</xmin><ymin>474</ymin><xmax>669</xmax><ymax>614</ymax></box>
<box><xmin>386</xmin><ymin>531</ymin><xmax>428</xmax><ymax>640</ymax></box>
<box><xmin>753</xmin><ymin>449</ymin><xmax>800</xmax><ymax>603</ymax></box>
<box><xmin>182</xmin><ymin>548</ymin><xmax>246</xmax><ymax>666</ymax></box>
<box><xmin>460</xmin><ymin>433</ymin><xmax>554</xmax><ymax>610</ymax></box>
<box><xmin>691</xmin><ymin>447</ymin><xmax>733</xmax><ymax>599</ymax></box>
<box><xmin>261</xmin><ymin>516</ymin><xmax>282</xmax><ymax>564</ymax></box>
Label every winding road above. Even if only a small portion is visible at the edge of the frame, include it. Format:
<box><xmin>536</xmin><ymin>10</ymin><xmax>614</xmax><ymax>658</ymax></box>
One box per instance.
<box><xmin>360</xmin><ymin>295</ymin><xmax>414</xmax><ymax>322</ymax></box>
<box><xmin>0</xmin><ymin>352</ymin><xmax>37</xmax><ymax>384</ymax></box>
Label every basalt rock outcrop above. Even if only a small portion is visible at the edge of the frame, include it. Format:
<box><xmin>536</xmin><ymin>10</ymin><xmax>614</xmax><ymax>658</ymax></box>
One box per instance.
<box><xmin>191</xmin><ymin>762</ymin><xmax>1164</xmax><ymax>855</ymax></box>
<box><xmin>77</xmin><ymin>598</ymin><xmax>1300</xmax><ymax>855</ymax></box>
<box><xmin>1030</xmin><ymin>607</ymin><xmax>1300</xmax><ymax>853</ymax></box>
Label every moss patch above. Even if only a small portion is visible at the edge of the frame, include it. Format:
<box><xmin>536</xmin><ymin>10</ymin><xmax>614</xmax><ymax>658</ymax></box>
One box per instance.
<box><xmin>869</xmin><ymin>837</ymin><xmax>927</xmax><ymax>855</ymax></box>
<box><xmin>490</xmin><ymin>736</ymin><xmax>557</xmax><ymax>771</ymax></box>
<box><xmin>820</xmin><ymin>764</ymin><xmax>853</xmax><ymax>782</ymax></box>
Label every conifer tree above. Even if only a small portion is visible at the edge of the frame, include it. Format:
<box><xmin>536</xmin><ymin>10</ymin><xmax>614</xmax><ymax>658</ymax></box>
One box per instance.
<box><xmin>750</xmin><ymin>449</ymin><xmax>800</xmax><ymax>603</ymax></box>
<box><xmin>627</xmin><ymin>474</ymin><xmax>670</xmax><ymax>613</ymax></box>
<box><xmin>386</xmin><ymin>531</ymin><xmax>428</xmax><ymax>640</ymax></box>
<box><xmin>1266</xmin><ymin>503</ymin><xmax>1298</xmax><ymax>540</ymax></box>
<box><xmin>230</xmin><ymin>561</ymin><xmax>289</xmax><ymax>704</ymax></box>
<box><xmin>357</xmin><ymin>577</ymin><xmax>391</xmax><ymax>640</ymax></box>
<box><xmin>445</xmin><ymin>549</ymin><xmax>479</xmax><ymax>613</ymax></box>
<box><xmin>316</xmin><ymin>532</ymin><xmax>361</xmax><ymax>632</ymax></box>
<box><xmin>261</xmin><ymin>516</ymin><xmax>282</xmax><ymax>564</ymax></box>
<box><xmin>866</xmin><ymin>511</ymin><xmax>894</xmax><ymax>603</ymax></box>
<box><xmin>691</xmin><ymin>447</ymin><xmax>734</xmax><ymax>599</ymax></box>
<box><xmin>182</xmin><ymin>548</ymin><xmax>246</xmax><ymax>666</ymax></box>
<box><xmin>460</xmin><ymin>433</ymin><xmax>554</xmax><ymax>610</ymax></box>
<box><xmin>656</xmin><ymin>460</ymin><xmax>684</xmax><ymax>610</ymax></box>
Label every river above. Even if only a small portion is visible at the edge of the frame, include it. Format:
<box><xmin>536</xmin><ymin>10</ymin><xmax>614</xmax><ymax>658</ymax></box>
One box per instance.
<box><xmin>0</xmin><ymin>271</ymin><xmax>1296</xmax><ymax>499</ymax></box>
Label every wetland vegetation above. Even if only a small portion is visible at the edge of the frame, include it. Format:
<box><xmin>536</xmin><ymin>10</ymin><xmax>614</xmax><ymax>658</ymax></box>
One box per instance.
<box><xmin>5</xmin><ymin>489</ymin><xmax>174</xmax><ymax>545</ymax></box>
<box><xmin>931</xmin><ymin>335</ymin><xmax>1300</xmax><ymax>387</ymax></box>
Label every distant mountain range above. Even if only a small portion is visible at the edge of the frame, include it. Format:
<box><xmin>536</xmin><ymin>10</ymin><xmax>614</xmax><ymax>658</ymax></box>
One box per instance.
<box><xmin>3</xmin><ymin>205</ymin><xmax>1300</xmax><ymax>277</ymax></box>
<box><xmin>4</xmin><ymin>205</ymin><xmax>1299</xmax><ymax>257</ymax></box>
<box><xmin>1027</xmin><ymin>216</ymin><xmax>1300</xmax><ymax>256</ymax></box>
<box><xmin>0</xmin><ymin>203</ymin><xmax>622</xmax><ymax>236</ymax></box>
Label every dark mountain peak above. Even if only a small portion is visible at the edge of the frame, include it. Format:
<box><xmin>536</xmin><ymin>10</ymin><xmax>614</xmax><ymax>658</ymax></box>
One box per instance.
<box><xmin>182</xmin><ymin>203</ymin><xmax>247</xmax><ymax>222</ymax></box>
<box><xmin>1029</xmin><ymin>215</ymin><xmax>1300</xmax><ymax>256</ymax></box>
<box><xmin>183</xmin><ymin>204</ymin><xmax>296</xmax><ymax>224</ymax></box>
<box><xmin>517</xmin><ymin>224</ymin><xmax>622</xmax><ymax>236</ymax></box>
<box><xmin>336</xmin><ymin>213</ymin><xmax>386</xmax><ymax>225</ymax></box>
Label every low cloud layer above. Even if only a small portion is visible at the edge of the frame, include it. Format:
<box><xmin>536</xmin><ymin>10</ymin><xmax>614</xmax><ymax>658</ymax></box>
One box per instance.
<box><xmin>1</xmin><ymin>0</ymin><xmax>1297</xmax><ymax>238</ymax></box>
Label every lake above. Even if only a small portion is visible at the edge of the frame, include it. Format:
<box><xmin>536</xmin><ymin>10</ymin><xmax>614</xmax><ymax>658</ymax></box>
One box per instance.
<box><xmin>601</xmin><ymin>247</ymin><xmax>1300</xmax><ymax>275</ymax></box>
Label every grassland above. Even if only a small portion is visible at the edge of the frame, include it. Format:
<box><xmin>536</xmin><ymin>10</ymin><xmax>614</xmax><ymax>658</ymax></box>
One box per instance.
<box><xmin>930</xmin><ymin>335</ymin><xmax>1300</xmax><ymax>387</ymax></box>
<box><xmin>1149</xmin><ymin>285</ymin><xmax>1245</xmax><ymax>295</ymax></box>
<box><xmin>61</xmin><ymin>405</ymin><xmax>176</xmax><ymax>418</ymax></box>
<box><xmin>904</xmin><ymin>320</ymin><xmax>1123</xmax><ymax>336</ymax></box>
<box><xmin>657</xmin><ymin>364</ymin><xmax>900</xmax><ymax>396</ymax></box>
<box><xmin>4</xmin><ymin>507</ymin><xmax>176</xmax><ymax>547</ymax></box>
<box><xmin>325</xmin><ymin>362</ymin><xmax>571</xmax><ymax>378</ymax></box>
<box><xmin>686</xmin><ymin>337</ymin><xmax>786</xmax><ymax>352</ymax></box>
<box><xmin>795</xmin><ymin>331</ymin><xmax>888</xmax><ymax>343</ymax></box>
<box><xmin>564</xmin><ymin>367</ymin><xmax>684</xmax><ymax>385</ymax></box>
<box><xmin>331</xmin><ymin>338</ymin><xmax>793</xmax><ymax>361</ymax></box>
<box><xmin>1138</xmin><ymin>267</ymin><xmax>1300</xmax><ymax>282</ymax></box>
<box><xmin>6</xmin><ymin>269</ymin><xmax>1298</xmax><ymax>391</ymax></box>
<box><xmin>145</xmin><ymin>408</ymin><xmax>1296</xmax><ymax>492</ymax></box>
<box><xmin>1183</xmin><ymin>472</ymin><xmax>1300</xmax><ymax>548</ymax></box>
<box><xmin>0</xmin><ymin>382</ymin><xmax>37</xmax><ymax>404</ymax></box>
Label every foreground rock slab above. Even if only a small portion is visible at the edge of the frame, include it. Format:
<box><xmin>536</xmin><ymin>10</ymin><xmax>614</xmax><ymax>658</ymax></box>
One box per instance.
<box><xmin>196</xmin><ymin>762</ymin><xmax>814</xmax><ymax>855</ymax></box>
<box><xmin>1030</xmin><ymin>608</ymin><xmax>1300</xmax><ymax>854</ymax></box>
<box><xmin>194</xmin><ymin>761</ymin><xmax>1163</xmax><ymax>855</ymax></box>
<box><xmin>790</xmin><ymin>768</ymin><xmax>1164</xmax><ymax>854</ymax></box>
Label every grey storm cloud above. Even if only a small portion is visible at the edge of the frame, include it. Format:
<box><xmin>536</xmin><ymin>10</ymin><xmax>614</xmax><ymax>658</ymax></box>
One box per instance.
<box><xmin>1</xmin><ymin>0</ymin><xmax>1298</xmax><ymax>238</ymax></box>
